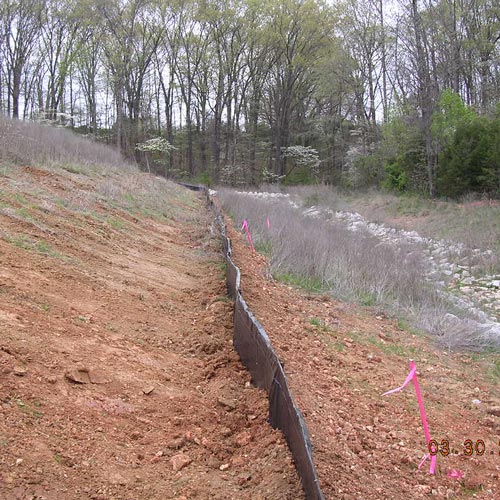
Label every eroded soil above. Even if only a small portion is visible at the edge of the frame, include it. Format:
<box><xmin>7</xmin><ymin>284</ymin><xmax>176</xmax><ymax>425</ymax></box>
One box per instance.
<box><xmin>0</xmin><ymin>166</ymin><xmax>303</xmax><ymax>500</ymax></box>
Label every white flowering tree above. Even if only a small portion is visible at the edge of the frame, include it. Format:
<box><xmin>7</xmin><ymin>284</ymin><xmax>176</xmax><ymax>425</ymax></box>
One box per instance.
<box><xmin>281</xmin><ymin>145</ymin><xmax>320</xmax><ymax>182</ymax></box>
<box><xmin>135</xmin><ymin>137</ymin><xmax>177</xmax><ymax>174</ymax></box>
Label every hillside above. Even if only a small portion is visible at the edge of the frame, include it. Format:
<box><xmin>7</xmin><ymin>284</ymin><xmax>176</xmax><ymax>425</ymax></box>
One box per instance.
<box><xmin>0</xmin><ymin>164</ymin><xmax>303</xmax><ymax>499</ymax></box>
<box><xmin>227</xmin><ymin>220</ymin><xmax>500</xmax><ymax>499</ymax></box>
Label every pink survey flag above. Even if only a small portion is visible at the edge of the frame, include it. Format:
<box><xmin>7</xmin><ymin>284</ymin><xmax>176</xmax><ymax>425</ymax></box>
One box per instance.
<box><xmin>383</xmin><ymin>360</ymin><xmax>437</xmax><ymax>474</ymax></box>
<box><xmin>241</xmin><ymin>219</ymin><xmax>255</xmax><ymax>253</ymax></box>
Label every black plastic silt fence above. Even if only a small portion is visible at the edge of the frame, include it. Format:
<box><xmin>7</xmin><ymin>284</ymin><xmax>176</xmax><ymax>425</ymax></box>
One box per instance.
<box><xmin>201</xmin><ymin>189</ymin><xmax>325</xmax><ymax>500</ymax></box>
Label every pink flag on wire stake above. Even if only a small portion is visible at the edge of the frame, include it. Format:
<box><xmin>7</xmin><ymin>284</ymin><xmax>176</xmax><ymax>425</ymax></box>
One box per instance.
<box><xmin>383</xmin><ymin>360</ymin><xmax>437</xmax><ymax>475</ymax></box>
<box><xmin>241</xmin><ymin>219</ymin><xmax>255</xmax><ymax>253</ymax></box>
<box><xmin>266</xmin><ymin>217</ymin><xmax>270</xmax><ymax>230</ymax></box>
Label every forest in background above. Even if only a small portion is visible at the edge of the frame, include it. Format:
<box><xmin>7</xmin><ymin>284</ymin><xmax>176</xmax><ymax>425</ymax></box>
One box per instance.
<box><xmin>1</xmin><ymin>0</ymin><xmax>499</xmax><ymax>197</ymax></box>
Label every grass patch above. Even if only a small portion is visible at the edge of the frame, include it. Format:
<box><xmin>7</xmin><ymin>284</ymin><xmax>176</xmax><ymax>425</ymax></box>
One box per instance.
<box><xmin>308</xmin><ymin>317</ymin><xmax>331</xmax><ymax>332</ymax></box>
<box><xmin>213</xmin><ymin>295</ymin><xmax>231</xmax><ymax>303</ymax></box>
<box><xmin>275</xmin><ymin>272</ymin><xmax>325</xmax><ymax>293</ymax></box>
<box><xmin>10</xmin><ymin>397</ymin><xmax>43</xmax><ymax>419</ymax></box>
<box><xmin>106</xmin><ymin>217</ymin><xmax>127</xmax><ymax>230</ymax></box>
<box><xmin>6</xmin><ymin>234</ymin><xmax>65</xmax><ymax>259</ymax></box>
<box><xmin>15</xmin><ymin>207</ymin><xmax>34</xmax><ymax>221</ymax></box>
<box><xmin>14</xmin><ymin>193</ymin><xmax>29</xmax><ymax>205</ymax></box>
<box><xmin>359</xmin><ymin>291</ymin><xmax>377</xmax><ymax>307</ymax></box>
<box><xmin>255</xmin><ymin>240</ymin><xmax>273</xmax><ymax>257</ymax></box>
<box><xmin>60</xmin><ymin>164</ymin><xmax>84</xmax><ymax>175</ymax></box>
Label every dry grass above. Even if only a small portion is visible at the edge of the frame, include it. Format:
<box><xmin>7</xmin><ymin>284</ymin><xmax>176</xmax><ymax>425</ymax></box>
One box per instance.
<box><xmin>219</xmin><ymin>189</ymin><xmax>499</xmax><ymax>351</ymax></box>
<box><xmin>0</xmin><ymin>114</ymin><xmax>133</xmax><ymax>174</ymax></box>
<box><xmin>258</xmin><ymin>185</ymin><xmax>500</xmax><ymax>267</ymax></box>
<box><xmin>0</xmin><ymin>115</ymin><xmax>199</xmax><ymax>224</ymax></box>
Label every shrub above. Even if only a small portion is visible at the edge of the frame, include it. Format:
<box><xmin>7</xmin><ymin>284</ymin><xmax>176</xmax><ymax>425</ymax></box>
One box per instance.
<box><xmin>437</xmin><ymin>116</ymin><xmax>499</xmax><ymax>198</ymax></box>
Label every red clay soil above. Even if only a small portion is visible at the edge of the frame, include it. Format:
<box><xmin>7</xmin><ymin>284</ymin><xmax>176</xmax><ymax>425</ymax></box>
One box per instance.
<box><xmin>0</xmin><ymin>166</ymin><xmax>303</xmax><ymax>500</ymax></box>
<box><xmin>227</xmin><ymin>223</ymin><xmax>500</xmax><ymax>499</ymax></box>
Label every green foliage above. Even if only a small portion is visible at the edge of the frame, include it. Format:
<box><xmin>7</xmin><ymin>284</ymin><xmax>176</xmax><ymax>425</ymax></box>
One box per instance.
<box><xmin>192</xmin><ymin>170</ymin><xmax>213</xmax><ymax>187</ymax></box>
<box><xmin>347</xmin><ymin>152</ymin><xmax>383</xmax><ymax>190</ymax></box>
<box><xmin>431</xmin><ymin>89</ymin><xmax>476</xmax><ymax>150</ymax></box>
<box><xmin>437</xmin><ymin>115</ymin><xmax>500</xmax><ymax>198</ymax></box>
<box><xmin>382</xmin><ymin>160</ymin><xmax>408</xmax><ymax>192</ymax></box>
<box><xmin>274</xmin><ymin>271</ymin><xmax>325</xmax><ymax>292</ymax></box>
<box><xmin>282</xmin><ymin>165</ymin><xmax>316</xmax><ymax>185</ymax></box>
<box><xmin>379</xmin><ymin>111</ymin><xmax>427</xmax><ymax>193</ymax></box>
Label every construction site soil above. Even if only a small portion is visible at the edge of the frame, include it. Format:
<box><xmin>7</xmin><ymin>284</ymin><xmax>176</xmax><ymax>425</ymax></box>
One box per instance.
<box><xmin>0</xmin><ymin>166</ymin><xmax>302</xmax><ymax>500</ymax></box>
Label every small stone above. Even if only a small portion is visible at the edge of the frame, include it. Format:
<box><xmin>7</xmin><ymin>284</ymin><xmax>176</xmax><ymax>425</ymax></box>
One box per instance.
<box><xmin>170</xmin><ymin>453</ymin><xmax>192</xmax><ymax>471</ymax></box>
<box><xmin>235</xmin><ymin>431</ymin><xmax>252</xmax><ymax>447</ymax></box>
<box><xmin>217</xmin><ymin>397</ymin><xmax>237</xmax><ymax>411</ymax></box>
<box><xmin>108</xmin><ymin>472</ymin><xmax>128</xmax><ymax>485</ymax></box>
<box><xmin>65</xmin><ymin>368</ymin><xmax>91</xmax><ymax>384</ymax></box>
<box><xmin>367</xmin><ymin>354</ymin><xmax>382</xmax><ymax>363</ymax></box>
<box><xmin>3</xmin><ymin>474</ymin><xmax>14</xmax><ymax>484</ymax></box>
<box><xmin>487</xmin><ymin>406</ymin><xmax>500</xmax><ymax>417</ymax></box>
<box><xmin>219</xmin><ymin>463</ymin><xmax>230</xmax><ymax>471</ymax></box>
<box><xmin>142</xmin><ymin>385</ymin><xmax>155</xmax><ymax>395</ymax></box>
<box><xmin>65</xmin><ymin>367</ymin><xmax>109</xmax><ymax>384</ymax></box>
<box><xmin>15</xmin><ymin>458</ymin><xmax>23</xmax><ymax>466</ymax></box>
<box><xmin>238</xmin><ymin>472</ymin><xmax>252</xmax><ymax>485</ymax></box>
<box><xmin>221</xmin><ymin>427</ymin><xmax>232</xmax><ymax>437</ymax></box>
<box><xmin>13</xmin><ymin>366</ymin><xmax>27</xmax><ymax>377</ymax></box>
<box><xmin>167</xmin><ymin>436</ymin><xmax>185</xmax><ymax>450</ymax></box>
<box><xmin>483</xmin><ymin>416</ymin><xmax>498</xmax><ymax>429</ymax></box>
<box><xmin>472</xmin><ymin>399</ymin><xmax>481</xmax><ymax>405</ymax></box>
<box><xmin>366</xmin><ymin>426</ymin><xmax>374</xmax><ymax>433</ymax></box>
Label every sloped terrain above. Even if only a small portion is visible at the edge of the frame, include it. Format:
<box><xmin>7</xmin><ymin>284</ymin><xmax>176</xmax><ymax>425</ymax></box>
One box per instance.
<box><xmin>226</xmin><ymin>222</ymin><xmax>500</xmax><ymax>499</ymax></box>
<box><xmin>0</xmin><ymin>166</ymin><xmax>303</xmax><ymax>500</ymax></box>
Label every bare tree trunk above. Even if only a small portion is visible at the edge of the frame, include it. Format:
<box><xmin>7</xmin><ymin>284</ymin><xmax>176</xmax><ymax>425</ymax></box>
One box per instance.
<box><xmin>411</xmin><ymin>0</ymin><xmax>436</xmax><ymax>197</ymax></box>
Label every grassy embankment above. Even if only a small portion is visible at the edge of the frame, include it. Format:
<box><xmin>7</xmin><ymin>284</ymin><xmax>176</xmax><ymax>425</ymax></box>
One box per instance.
<box><xmin>219</xmin><ymin>186</ymin><xmax>500</xmax><ymax>352</ymax></box>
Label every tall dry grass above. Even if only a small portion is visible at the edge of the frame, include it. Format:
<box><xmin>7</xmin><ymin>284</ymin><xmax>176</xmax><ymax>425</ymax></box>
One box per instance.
<box><xmin>219</xmin><ymin>189</ymin><xmax>498</xmax><ymax>350</ymax></box>
<box><xmin>0</xmin><ymin>114</ymin><xmax>133</xmax><ymax>173</ymax></box>
<box><xmin>0</xmin><ymin>114</ymin><xmax>197</xmax><ymax>222</ymax></box>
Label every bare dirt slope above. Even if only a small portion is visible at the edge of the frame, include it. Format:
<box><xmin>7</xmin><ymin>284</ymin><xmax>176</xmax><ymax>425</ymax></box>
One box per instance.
<box><xmin>0</xmin><ymin>166</ymin><xmax>303</xmax><ymax>500</ymax></box>
<box><xmin>227</xmin><ymin>223</ymin><xmax>500</xmax><ymax>500</ymax></box>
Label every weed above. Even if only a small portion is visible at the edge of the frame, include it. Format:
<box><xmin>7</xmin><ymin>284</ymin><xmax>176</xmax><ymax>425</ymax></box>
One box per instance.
<box><xmin>255</xmin><ymin>240</ymin><xmax>273</xmax><ymax>257</ymax></box>
<box><xmin>213</xmin><ymin>295</ymin><xmax>231</xmax><ymax>303</ymax></box>
<box><xmin>275</xmin><ymin>272</ymin><xmax>325</xmax><ymax>293</ymax></box>
<box><xmin>10</xmin><ymin>397</ymin><xmax>43</xmax><ymax>419</ymax></box>
<box><xmin>359</xmin><ymin>291</ymin><xmax>376</xmax><ymax>307</ymax></box>
<box><xmin>54</xmin><ymin>198</ymin><xmax>68</xmax><ymax>208</ymax></box>
<box><xmin>60</xmin><ymin>164</ymin><xmax>83</xmax><ymax>175</ymax></box>
<box><xmin>15</xmin><ymin>207</ymin><xmax>33</xmax><ymax>220</ymax></box>
<box><xmin>461</xmin><ymin>482</ymin><xmax>484</xmax><ymax>495</ymax></box>
<box><xmin>106</xmin><ymin>217</ymin><xmax>126</xmax><ymax>230</ymax></box>
<box><xmin>40</xmin><ymin>303</ymin><xmax>51</xmax><ymax>312</ymax></box>
<box><xmin>332</xmin><ymin>341</ymin><xmax>345</xmax><ymax>352</ymax></box>
<box><xmin>14</xmin><ymin>193</ymin><xmax>28</xmax><ymax>205</ymax></box>
<box><xmin>309</xmin><ymin>317</ymin><xmax>322</xmax><ymax>327</ymax></box>
<box><xmin>6</xmin><ymin>234</ymin><xmax>63</xmax><ymax>259</ymax></box>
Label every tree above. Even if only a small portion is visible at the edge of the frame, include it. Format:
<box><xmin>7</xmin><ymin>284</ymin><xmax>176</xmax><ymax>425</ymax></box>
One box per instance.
<box><xmin>0</xmin><ymin>0</ymin><xmax>43</xmax><ymax>118</ymax></box>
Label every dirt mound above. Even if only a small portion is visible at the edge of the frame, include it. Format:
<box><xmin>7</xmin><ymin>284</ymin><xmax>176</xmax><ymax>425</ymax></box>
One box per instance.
<box><xmin>0</xmin><ymin>166</ymin><xmax>303</xmax><ymax>499</ymax></box>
